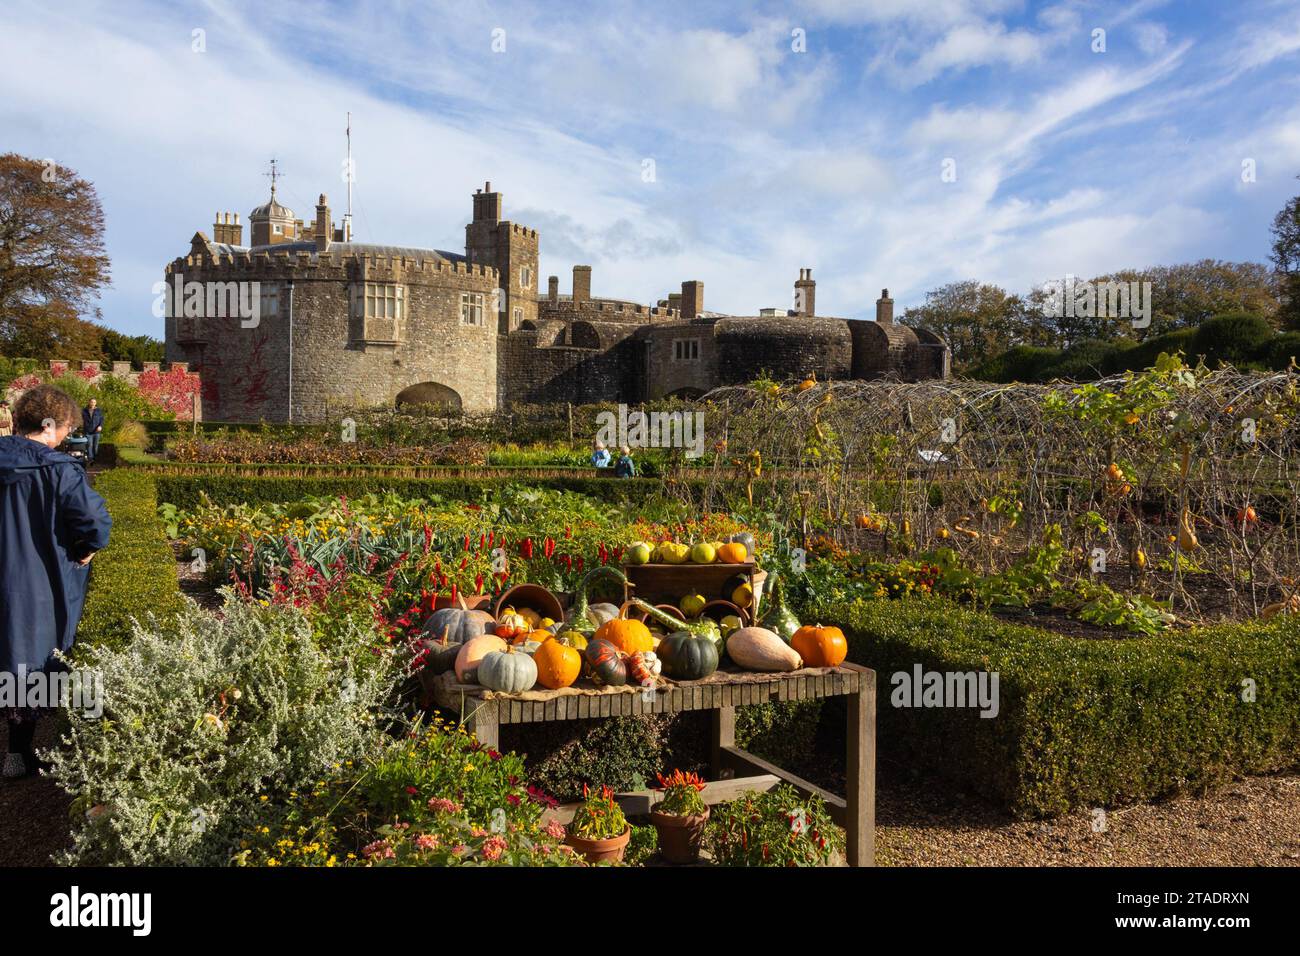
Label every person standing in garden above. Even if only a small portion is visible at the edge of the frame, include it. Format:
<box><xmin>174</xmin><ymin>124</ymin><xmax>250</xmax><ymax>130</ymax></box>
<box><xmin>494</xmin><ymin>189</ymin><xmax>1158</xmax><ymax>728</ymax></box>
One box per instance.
<box><xmin>0</xmin><ymin>400</ymin><xmax>12</xmax><ymax>437</ymax></box>
<box><xmin>81</xmin><ymin>397</ymin><xmax>104</xmax><ymax>465</ymax></box>
<box><xmin>591</xmin><ymin>439</ymin><xmax>611</xmax><ymax>468</ymax></box>
<box><xmin>614</xmin><ymin>445</ymin><xmax>636</xmax><ymax>478</ymax></box>
<box><xmin>1</xmin><ymin>385</ymin><xmax>111</xmax><ymax>779</ymax></box>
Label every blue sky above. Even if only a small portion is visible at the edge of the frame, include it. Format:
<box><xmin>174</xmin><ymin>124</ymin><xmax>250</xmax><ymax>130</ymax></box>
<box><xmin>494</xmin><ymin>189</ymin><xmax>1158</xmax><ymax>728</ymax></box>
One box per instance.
<box><xmin>2</xmin><ymin>0</ymin><xmax>1299</xmax><ymax>337</ymax></box>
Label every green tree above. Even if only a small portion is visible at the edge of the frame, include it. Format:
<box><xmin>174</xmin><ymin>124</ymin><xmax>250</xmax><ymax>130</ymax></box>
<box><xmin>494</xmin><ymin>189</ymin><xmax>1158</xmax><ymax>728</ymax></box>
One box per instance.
<box><xmin>900</xmin><ymin>280</ymin><xmax>1032</xmax><ymax>370</ymax></box>
<box><xmin>1270</xmin><ymin>176</ymin><xmax>1300</xmax><ymax>331</ymax></box>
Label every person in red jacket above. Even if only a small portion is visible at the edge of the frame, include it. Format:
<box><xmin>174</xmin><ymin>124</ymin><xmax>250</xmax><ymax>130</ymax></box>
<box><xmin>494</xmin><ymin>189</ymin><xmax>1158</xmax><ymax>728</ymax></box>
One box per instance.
<box><xmin>1</xmin><ymin>385</ymin><xmax>111</xmax><ymax>779</ymax></box>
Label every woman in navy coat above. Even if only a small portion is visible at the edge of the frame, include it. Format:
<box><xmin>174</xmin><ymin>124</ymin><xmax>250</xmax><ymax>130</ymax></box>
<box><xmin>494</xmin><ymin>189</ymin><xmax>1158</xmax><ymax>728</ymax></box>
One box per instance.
<box><xmin>1</xmin><ymin>386</ymin><xmax>111</xmax><ymax>778</ymax></box>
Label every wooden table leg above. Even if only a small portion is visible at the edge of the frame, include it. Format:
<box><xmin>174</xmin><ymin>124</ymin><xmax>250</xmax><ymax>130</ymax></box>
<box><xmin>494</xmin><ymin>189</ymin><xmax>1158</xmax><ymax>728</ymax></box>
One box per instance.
<box><xmin>711</xmin><ymin>705</ymin><xmax>735</xmax><ymax>779</ymax></box>
<box><xmin>466</xmin><ymin>698</ymin><xmax>500</xmax><ymax>750</ymax></box>
<box><xmin>847</xmin><ymin>673</ymin><xmax>875</xmax><ymax>866</ymax></box>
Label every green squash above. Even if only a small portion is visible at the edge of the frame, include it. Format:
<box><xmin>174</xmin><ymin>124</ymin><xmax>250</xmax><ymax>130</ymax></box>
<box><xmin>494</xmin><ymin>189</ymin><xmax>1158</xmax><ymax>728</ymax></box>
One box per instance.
<box><xmin>760</xmin><ymin>572</ymin><xmax>800</xmax><ymax>643</ymax></box>
<box><xmin>657</xmin><ymin>630</ymin><xmax>719</xmax><ymax>681</ymax></box>
<box><xmin>583</xmin><ymin>638</ymin><xmax>628</xmax><ymax>687</ymax></box>
<box><xmin>630</xmin><ymin>598</ymin><xmax>722</xmax><ymax>655</ymax></box>
<box><xmin>564</xmin><ymin>566</ymin><xmax>629</xmax><ymax>639</ymax></box>
<box><xmin>422</xmin><ymin>600</ymin><xmax>495</xmax><ymax>645</ymax></box>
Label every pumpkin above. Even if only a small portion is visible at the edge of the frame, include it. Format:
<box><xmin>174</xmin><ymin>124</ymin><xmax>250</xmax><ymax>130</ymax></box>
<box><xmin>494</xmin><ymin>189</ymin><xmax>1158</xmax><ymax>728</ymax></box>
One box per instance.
<box><xmin>564</xmin><ymin>566</ymin><xmax>629</xmax><ymax>639</ymax></box>
<box><xmin>516</xmin><ymin>628</ymin><xmax>553</xmax><ymax>647</ymax></box>
<box><xmin>515</xmin><ymin>607</ymin><xmax>541</xmax><ymax>628</ymax></box>
<box><xmin>726</xmin><ymin>531</ymin><xmax>755</xmax><ymax>556</ymax></box>
<box><xmin>477</xmin><ymin>645</ymin><xmax>538</xmax><ymax>693</ymax></box>
<box><xmin>418</xmin><ymin>626</ymin><xmax>462</xmax><ymax>675</ymax></box>
<box><xmin>627</xmin><ymin>651</ymin><xmax>661</xmax><ymax>685</ymax></box>
<box><xmin>421</xmin><ymin>595</ymin><xmax>495</xmax><ymax>646</ymax></box>
<box><xmin>495</xmin><ymin>612</ymin><xmax>530</xmax><ymax>640</ymax></box>
<box><xmin>790</xmin><ymin>624</ymin><xmax>848</xmax><ymax>668</ymax></box>
<box><xmin>534</xmin><ymin>638</ymin><xmax>582</xmax><ymax>689</ymax></box>
<box><xmin>657</xmin><ymin>630</ymin><xmax>719</xmax><ymax>680</ymax></box>
<box><xmin>726</xmin><ymin>627</ymin><xmax>802</xmax><ymax>672</ymax></box>
<box><xmin>586</xmin><ymin>603</ymin><xmax>621</xmax><ymax>627</ymax></box>
<box><xmin>594</xmin><ymin>601</ymin><xmax>655</xmax><ymax>655</ymax></box>
<box><xmin>455</xmin><ymin>635</ymin><xmax>509</xmax><ymax>683</ymax></box>
<box><xmin>584</xmin><ymin>639</ymin><xmax>628</xmax><ymax>687</ymax></box>
<box><xmin>689</xmin><ymin>541</ymin><xmax>717</xmax><ymax>564</ymax></box>
<box><xmin>717</xmin><ymin>542</ymin><xmax>748</xmax><ymax>564</ymax></box>
<box><xmin>658</xmin><ymin>541</ymin><xmax>690</xmax><ymax>564</ymax></box>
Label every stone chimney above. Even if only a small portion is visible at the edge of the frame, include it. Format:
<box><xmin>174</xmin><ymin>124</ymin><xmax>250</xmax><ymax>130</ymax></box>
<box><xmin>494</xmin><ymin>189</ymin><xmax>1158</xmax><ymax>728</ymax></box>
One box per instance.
<box><xmin>794</xmin><ymin>268</ymin><xmax>816</xmax><ymax>317</ymax></box>
<box><xmin>472</xmin><ymin>181</ymin><xmax>502</xmax><ymax>223</ymax></box>
<box><xmin>212</xmin><ymin>212</ymin><xmax>242</xmax><ymax>245</ymax></box>
<box><xmin>548</xmin><ymin>275</ymin><xmax>559</xmax><ymax>304</ymax></box>
<box><xmin>314</xmin><ymin>194</ymin><xmax>332</xmax><ymax>252</ymax></box>
<box><xmin>876</xmin><ymin>288</ymin><xmax>894</xmax><ymax>325</ymax></box>
<box><xmin>572</xmin><ymin>265</ymin><xmax>592</xmax><ymax>305</ymax></box>
<box><xmin>668</xmin><ymin>292</ymin><xmax>682</xmax><ymax>313</ymax></box>
<box><xmin>680</xmin><ymin>280</ymin><xmax>704</xmax><ymax>319</ymax></box>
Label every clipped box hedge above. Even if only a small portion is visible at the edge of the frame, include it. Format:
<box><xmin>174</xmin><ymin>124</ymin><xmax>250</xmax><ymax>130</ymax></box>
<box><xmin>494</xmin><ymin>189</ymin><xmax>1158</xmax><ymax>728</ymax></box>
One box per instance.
<box><xmin>78</xmin><ymin>470</ymin><xmax>185</xmax><ymax>653</ymax></box>
<box><xmin>152</xmin><ymin>473</ymin><xmax>693</xmax><ymax>510</ymax></box>
<box><xmin>811</xmin><ymin>596</ymin><xmax>1300</xmax><ymax>818</ymax></box>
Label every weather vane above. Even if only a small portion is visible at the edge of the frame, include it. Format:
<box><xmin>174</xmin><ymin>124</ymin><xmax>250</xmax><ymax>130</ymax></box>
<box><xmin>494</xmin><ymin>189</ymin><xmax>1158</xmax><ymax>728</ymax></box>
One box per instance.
<box><xmin>263</xmin><ymin>158</ymin><xmax>284</xmax><ymax>198</ymax></box>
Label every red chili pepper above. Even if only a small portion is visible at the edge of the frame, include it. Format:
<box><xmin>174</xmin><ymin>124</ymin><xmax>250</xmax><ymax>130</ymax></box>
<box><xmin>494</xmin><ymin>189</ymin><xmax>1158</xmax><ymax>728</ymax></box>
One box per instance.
<box><xmin>564</xmin><ymin>526</ymin><xmax>572</xmax><ymax>538</ymax></box>
<box><xmin>450</xmin><ymin>583</ymin><xmax>459</xmax><ymax>603</ymax></box>
<box><xmin>487</xmin><ymin>531</ymin><xmax>494</xmax><ymax>547</ymax></box>
<box><xmin>475</xmin><ymin>573</ymin><xmax>484</xmax><ymax>593</ymax></box>
<box><xmin>577</xmin><ymin>556</ymin><xmax>585</xmax><ymax>570</ymax></box>
<box><xmin>463</xmin><ymin>534</ymin><xmax>471</xmax><ymax>551</ymax></box>
<box><xmin>459</xmin><ymin>557</ymin><xmax>468</xmax><ymax>570</ymax></box>
<box><xmin>479</xmin><ymin>533</ymin><xmax>486</xmax><ymax>550</ymax></box>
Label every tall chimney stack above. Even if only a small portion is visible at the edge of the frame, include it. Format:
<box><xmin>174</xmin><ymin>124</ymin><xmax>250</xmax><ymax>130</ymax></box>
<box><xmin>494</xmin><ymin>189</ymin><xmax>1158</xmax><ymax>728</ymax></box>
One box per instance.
<box><xmin>876</xmin><ymin>288</ymin><xmax>894</xmax><ymax>325</ymax></box>
<box><xmin>680</xmin><ymin>280</ymin><xmax>704</xmax><ymax>320</ymax></box>
<box><xmin>548</xmin><ymin>275</ymin><xmax>559</xmax><ymax>304</ymax></box>
<box><xmin>572</xmin><ymin>265</ymin><xmax>592</xmax><ymax>305</ymax></box>
<box><xmin>314</xmin><ymin>194</ymin><xmax>332</xmax><ymax>252</ymax></box>
<box><xmin>794</xmin><ymin>268</ymin><xmax>816</xmax><ymax>317</ymax></box>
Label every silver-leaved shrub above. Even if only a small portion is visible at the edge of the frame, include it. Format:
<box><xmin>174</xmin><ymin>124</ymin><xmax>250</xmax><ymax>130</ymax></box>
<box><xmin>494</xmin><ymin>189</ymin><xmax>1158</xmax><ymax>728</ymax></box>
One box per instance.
<box><xmin>47</xmin><ymin>594</ymin><xmax>399</xmax><ymax>865</ymax></box>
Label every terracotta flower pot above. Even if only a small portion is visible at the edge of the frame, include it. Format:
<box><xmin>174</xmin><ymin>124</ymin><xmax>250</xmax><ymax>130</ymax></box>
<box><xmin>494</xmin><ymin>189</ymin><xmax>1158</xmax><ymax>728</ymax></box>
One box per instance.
<box><xmin>649</xmin><ymin>805</ymin><xmax>710</xmax><ymax>864</ymax></box>
<box><xmin>565</xmin><ymin>826</ymin><xmax>631</xmax><ymax>865</ymax></box>
<box><xmin>493</xmin><ymin>584</ymin><xmax>565</xmax><ymax>623</ymax></box>
<box><xmin>434</xmin><ymin>593</ymin><xmax>491</xmax><ymax>611</ymax></box>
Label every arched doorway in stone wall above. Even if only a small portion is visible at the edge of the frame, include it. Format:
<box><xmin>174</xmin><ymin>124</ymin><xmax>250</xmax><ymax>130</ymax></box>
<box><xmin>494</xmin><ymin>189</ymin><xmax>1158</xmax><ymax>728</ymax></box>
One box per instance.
<box><xmin>665</xmin><ymin>386</ymin><xmax>705</xmax><ymax>400</ymax></box>
<box><xmin>395</xmin><ymin>382</ymin><xmax>463</xmax><ymax>412</ymax></box>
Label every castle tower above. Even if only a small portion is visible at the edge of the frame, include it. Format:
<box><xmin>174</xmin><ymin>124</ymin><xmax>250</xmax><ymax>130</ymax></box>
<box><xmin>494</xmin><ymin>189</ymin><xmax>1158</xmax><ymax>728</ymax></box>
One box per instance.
<box><xmin>465</xmin><ymin>181</ymin><xmax>539</xmax><ymax>334</ymax></box>
<box><xmin>794</xmin><ymin>268</ymin><xmax>816</xmax><ymax>317</ymax></box>
<box><xmin>249</xmin><ymin>180</ymin><xmax>298</xmax><ymax>246</ymax></box>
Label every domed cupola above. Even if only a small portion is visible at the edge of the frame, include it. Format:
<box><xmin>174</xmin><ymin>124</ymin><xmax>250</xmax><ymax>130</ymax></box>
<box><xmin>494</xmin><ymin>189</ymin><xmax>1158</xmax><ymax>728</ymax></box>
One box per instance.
<box><xmin>248</xmin><ymin>161</ymin><xmax>300</xmax><ymax>246</ymax></box>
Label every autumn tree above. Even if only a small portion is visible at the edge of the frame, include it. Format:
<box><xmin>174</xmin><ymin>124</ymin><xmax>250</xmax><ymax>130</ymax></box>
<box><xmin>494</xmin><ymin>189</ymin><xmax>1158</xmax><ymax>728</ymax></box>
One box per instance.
<box><xmin>1271</xmin><ymin>176</ymin><xmax>1300</xmax><ymax>331</ymax></box>
<box><xmin>900</xmin><ymin>281</ymin><xmax>1037</xmax><ymax>370</ymax></box>
<box><xmin>0</xmin><ymin>153</ymin><xmax>112</xmax><ymax>358</ymax></box>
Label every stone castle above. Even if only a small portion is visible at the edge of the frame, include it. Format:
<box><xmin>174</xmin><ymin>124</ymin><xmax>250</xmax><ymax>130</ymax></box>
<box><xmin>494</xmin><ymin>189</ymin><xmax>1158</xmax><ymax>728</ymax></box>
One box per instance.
<box><xmin>164</xmin><ymin>181</ymin><xmax>949</xmax><ymax>421</ymax></box>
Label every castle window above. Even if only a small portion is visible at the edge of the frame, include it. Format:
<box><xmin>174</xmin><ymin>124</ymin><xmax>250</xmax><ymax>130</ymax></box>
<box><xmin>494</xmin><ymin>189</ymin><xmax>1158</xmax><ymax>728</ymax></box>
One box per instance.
<box><xmin>259</xmin><ymin>282</ymin><xmax>280</xmax><ymax>321</ymax></box>
<box><xmin>513</xmin><ymin>307</ymin><xmax>523</xmax><ymax>329</ymax></box>
<box><xmin>349</xmin><ymin>282</ymin><xmax>405</xmax><ymax>344</ymax></box>
<box><xmin>672</xmin><ymin>338</ymin><xmax>701</xmax><ymax>362</ymax></box>
<box><xmin>520</xmin><ymin>266</ymin><xmax>532</xmax><ymax>289</ymax></box>
<box><xmin>272</xmin><ymin>223</ymin><xmax>283</xmax><ymax>236</ymax></box>
<box><xmin>460</xmin><ymin>292</ymin><xmax>485</xmax><ymax>327</ymax></box>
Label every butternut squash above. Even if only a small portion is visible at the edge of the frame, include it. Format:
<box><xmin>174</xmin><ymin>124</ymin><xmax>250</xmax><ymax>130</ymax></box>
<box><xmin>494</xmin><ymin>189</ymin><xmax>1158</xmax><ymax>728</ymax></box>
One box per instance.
<box><xmin>726</xmin><ymin>626</ymin><xmax>802</xmax><ymax>672</ymax></box>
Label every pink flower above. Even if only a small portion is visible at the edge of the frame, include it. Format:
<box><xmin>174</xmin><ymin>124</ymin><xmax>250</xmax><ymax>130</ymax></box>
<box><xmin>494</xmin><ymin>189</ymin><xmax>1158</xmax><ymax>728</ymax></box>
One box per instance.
<box><xmin>361</xmin><ymin>839</ymin><xmax>395</xmax><ymax>860</ymax></box>
<box><xmin>414</xmin><ymin>833</ymin><xmax>439</xmax><ymax>851</ymax></box>
<box><xmin>481</xmin><ymin>835</ymin><xmax>507</xmax><ymax>861</ymax></box>
<box><xmin>545</xmin><ymin>819</ymin><xmax>566</xmax><ymax>840</ymax></box>
<box><xmin>405</xmin><ymin>786</ymin><xmax>418</xmax><ymax>796</ymax></box>
<box><xmin>427</xmin><ymin>797</ymin><xmax>462</xmax><ymax>814</ymax></box>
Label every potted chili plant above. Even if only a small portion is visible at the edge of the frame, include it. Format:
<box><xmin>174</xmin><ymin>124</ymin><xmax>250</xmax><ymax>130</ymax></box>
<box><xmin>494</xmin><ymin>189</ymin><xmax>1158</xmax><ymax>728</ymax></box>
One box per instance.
<box><xmin>564</xmin><ymin>784</ymin><xmax>631</xmax><ymax>864</ymax></box>
<box><xmin>649</xmin><ymin>769</ymin><xmax>710</xmax><ymax>864</ymax></box>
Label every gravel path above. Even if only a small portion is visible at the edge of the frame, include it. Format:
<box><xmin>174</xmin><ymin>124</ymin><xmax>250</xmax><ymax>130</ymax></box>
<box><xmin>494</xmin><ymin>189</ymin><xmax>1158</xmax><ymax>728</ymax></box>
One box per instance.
<box><xmin>877</xmin><ymin>772</ymin><xmax>1300</xmax><ymax>866</ymax></box>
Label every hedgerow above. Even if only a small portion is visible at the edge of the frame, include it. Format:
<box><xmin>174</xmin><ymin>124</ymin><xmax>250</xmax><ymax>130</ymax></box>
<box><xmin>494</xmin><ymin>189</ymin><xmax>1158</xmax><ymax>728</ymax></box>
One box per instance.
<box><xmin>811</xmin><ymin>595</ymin><xmax>1300</xmax><ymax>818</ymax></box>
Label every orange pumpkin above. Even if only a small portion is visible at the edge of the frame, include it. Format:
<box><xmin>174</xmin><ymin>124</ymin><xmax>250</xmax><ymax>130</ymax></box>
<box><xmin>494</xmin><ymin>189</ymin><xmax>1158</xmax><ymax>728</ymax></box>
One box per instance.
<box><xmin>514</xmin><ymin>628</ymin><xmax>553</xmax><ymax>647</ymax></box>
<box><xmin>495</xmin><ymin>612</ymin><xmax>530</xmax><ymax>640</ymax></box>
<box><xmin>717</xmin><ymin>542</ymin><xmax>748</xmax><ymax>564</ymax></box>
<box><xmin>594</xmin><ymin>601</ymin><xmax>655</xmax><ymax>655</ymax></box>
<box><xmin>790</xmin><ymin>624</ymin><xmax>848</xmax><ymax>668</ymax></box>
<box><xmin>533</xmin><ymin>638</ymin><xmax>582</xmax><ymax>689</ymax></box>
